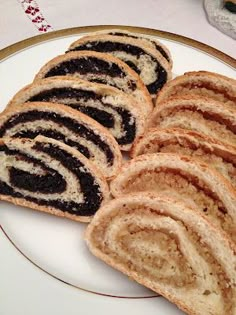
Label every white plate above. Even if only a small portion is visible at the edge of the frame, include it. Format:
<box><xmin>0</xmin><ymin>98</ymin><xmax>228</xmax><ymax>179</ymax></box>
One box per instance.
<box><xmin>0</xmin><ymin>26</ymin><xmax>235</xmax><ymax>315</ymax></box>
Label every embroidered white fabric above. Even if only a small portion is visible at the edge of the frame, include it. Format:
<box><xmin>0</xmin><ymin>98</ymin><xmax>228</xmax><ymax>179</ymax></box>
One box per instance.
<box><xmin>0</xmin><ymin>0</ymin><xmax>235</xmax><ymax>58</ymax></box>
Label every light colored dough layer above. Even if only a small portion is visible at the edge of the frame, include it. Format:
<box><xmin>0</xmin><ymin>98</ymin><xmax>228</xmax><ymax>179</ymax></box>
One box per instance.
<box><xmin>156</xmin><ymin>71</ymin><xmax>236</xmax><ymax>106</ymax></box>
<box><xmin>110</xmin><ymin>153</ymin><xmax>236</xmax><ymax>244</ymax></box>
<box><xmin>92</xmin><ymin>28</ymin><xmax>173</xmax><ymax>67</ymax></box>
<box><xmin>85</xmin><ymin>192</ymin><xmax>236</xmax><ymax>315</ymax></box>
<box><xmin>0</xmin><ymin>101</ymin><xmax>122</xmax><ymax>179</ymax></box>
<box><xmin>7</xmin><ymin>76</ymin><xmax>146</xmax><ymax>151</ymax></box>
<box><xmin>131</xmin><ymin>127</ymin><xmax>236</xmax><ymax>189</ymax></box>
<box><xmin>34</xmin><ymin>51</ymin><xmax>153</xmax><ymax>117</ymax></box>
<box><xmin>67</xmin><ymin>34</ymin><xmax>171</xmax><ymax>96</ymax></box>
<box><xmin>149</xmin><ymin>95</ymin><xmax>236</xmax><ymax>147</ymax></box>
<box><xmin>0</xmin><ymin>136</ymin><xmax>110</xmax><ymax>222</ymax></box>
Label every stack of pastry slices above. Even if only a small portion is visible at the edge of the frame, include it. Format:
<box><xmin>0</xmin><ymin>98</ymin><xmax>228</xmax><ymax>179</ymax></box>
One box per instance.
<box><xmin>0</xmin><ymin>28</ymin><xmax>173</xmax><ymax>220</ymax></box>
<box><xmin>86</xmin><ymin>71</ymin><xmax>236</xmax><ymax>314</ymax></box>
<box><xmin>0</xmin><ymin>29</ymin><xmax>236</xmax><ymax>315</ymax></box>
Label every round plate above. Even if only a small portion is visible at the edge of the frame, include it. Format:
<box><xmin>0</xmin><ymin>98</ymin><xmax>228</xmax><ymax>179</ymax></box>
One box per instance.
<box><xmin>0</xmin><ymin>25</ymin><xmax>235</xmax><ymax>314</ymax></box>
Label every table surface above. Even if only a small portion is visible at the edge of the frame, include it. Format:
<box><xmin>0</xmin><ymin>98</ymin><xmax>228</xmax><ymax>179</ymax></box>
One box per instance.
<box><xmin>0</xmin><ymin>1</ymin><xmax>235</xmax><ymax>314</ymax></box>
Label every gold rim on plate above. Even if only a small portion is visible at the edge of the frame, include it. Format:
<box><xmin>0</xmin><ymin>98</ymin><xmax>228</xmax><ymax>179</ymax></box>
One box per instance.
<box><xmin>0</xmin><ymin>25</ymin><xmax>235</xmax><ymax>68</ymax></box>
<box><xmin>0</xmin><ymin>25</ymin><xmax>235</xmax><ymax>299</ymax></box>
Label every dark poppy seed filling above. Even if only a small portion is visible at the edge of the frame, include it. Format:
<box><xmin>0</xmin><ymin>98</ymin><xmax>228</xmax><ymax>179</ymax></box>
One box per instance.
<box><xmin>76</xmin><ymin>105</ymin><xmax>114</xmax><ymax>128</ymax></box>
<box><xmin>33</xmin><ymin>141</ymin><xmax>103</xmax><ymax>214</ymax></box>
<box><xmin>70</xmin><ymin>41</ymin><xmax>168</xmax><ymax>93</ymax></box>
<box><xmin>72</xmin><ymin>41</ymin><xmax>147</xmax><ymax>57</ymax></box>
<box><xmin>27</xmin><ymin>87</ymin><xmax>136</xmax><ymax>145</ymax></box>
<box><xmin>0</xmin><ymin>110</ymin><xmax>114</xmax><ymax>165</ymax></box>
<box><xmin>106</xmin><ymin>32</ymin><xmax>170</xmax><ymax>62</ymax></box>
<box><xmin>4</xmin><ymin>146</ymin><xmax>67</xmax><ymax>194</ymax></box>
<box><xmin>9</xmin><ymin>167</ymin><xmax>66</xmax><ymax>194</ymax></box>
<box><xmin>0</xmin><ymin>144</ymin><xmax>103</xmax><ymax>216</ymax></box>
<box><xmin>29</xmin><ymin>87</ymin><xmax>100</xmax><ymax>102</ymax></box>
<box><xmin>45</xmin><ymin>57</ymin><xmax>125</xmax><ymax>78</ymax></box>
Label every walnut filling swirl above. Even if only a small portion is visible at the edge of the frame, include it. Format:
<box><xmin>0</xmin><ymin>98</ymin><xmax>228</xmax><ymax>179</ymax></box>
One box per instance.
<box><xmin>150</xmin><ymin>103</ymin><xmax>236</xmax><ymax>147</ymax></box>
<box><xmin>110</xmin><ymin>154</ymin><xmax>236</xmax><ymax>244</ymax></box>
<box><xmin>131</xmin><ymin>131</ymin><xmax>236</xmax><ymax>189</ymax></box>
<box><xmin>86</xmin><ymin>196</ymin><xmax>236</xmax><ymax>315</ymax></box>
<box><xmin>159</xmin><ymin>83</ymin><xmax>236</xmax><ymax>106</ymax></box>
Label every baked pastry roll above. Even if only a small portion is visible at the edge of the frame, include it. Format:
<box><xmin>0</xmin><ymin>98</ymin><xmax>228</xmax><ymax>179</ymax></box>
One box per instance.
<box><xmin>0</xmin><ymin>102</ymin><xmax>122</xmax><ymax>179</ymax></box>
<box><xmin>156</xmin><ymin>71</ymin><xmax>236</xmax><ymax>106</ymax></box>
<box><xmin>0</xmin><ymin>136</ymin><xmax>109</xmax><ymax>222</ymax></box>
<box><xmin>110</xmin><ymin>153</ymin><xmax>236</xmax><ymax>243</ymax></box>
<box><xmin>7</xmin><ymin>77</ymin><xmax>145</xmax><ymax>151</ymax></box>
<box><xmin>85</xmin><ymin>193</ymin><xmax>236</xmax><ymax>315</ymax></box>
<box><xmin>92</xmin><ymin>28</ymin><xmax>172</xmax><ymax>67</ymax></box>
<box><xmin>34</xmin><ymin>51</ymin><xmax>153</xmax><ymax>117</ymax></box>
<box><xmin>67</xmin><ymin>34</ymin><xmax>172</xmax><ymax>97</ymax></box>
<box><xmin>131</xmin><ymin>127</ymin><xmax>236</xmax><ymax>189</ymax></box>
<box><xmin>148</xmin><ymin>95</ymin><xmax>236</xmax><ymax>147</ymax></box>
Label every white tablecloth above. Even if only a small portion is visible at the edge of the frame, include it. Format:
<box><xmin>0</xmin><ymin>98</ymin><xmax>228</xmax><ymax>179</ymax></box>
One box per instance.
<box><xmin>0</xmin><ymin>0</ymin><xmax>235</xmax><ymax>58</ymax></box>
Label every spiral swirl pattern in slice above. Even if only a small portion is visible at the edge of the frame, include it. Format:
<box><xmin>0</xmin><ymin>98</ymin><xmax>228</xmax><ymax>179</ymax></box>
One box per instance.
<box><xmin>111</xmin><ymin>153</ymin><xmax>236</xmax><ymax>243</ymax></box>
<box><xmin>86</xmin><ymin>193</ymin><xmax>236</xmax><ymax>315</ymax></box>
<box><xmin>0</xmin><ymin>102</ymin><xmax>122</xmax><ymax>179</ymax></box>
<box><xmin>0</xmin><ymin>136</ymin><xmax>109</xmax><ymax>222</ymax></box>
<box><xmin>7</xmin><ymin>77</ymin><xmax>146</xmax><ymax>151</ymax></box>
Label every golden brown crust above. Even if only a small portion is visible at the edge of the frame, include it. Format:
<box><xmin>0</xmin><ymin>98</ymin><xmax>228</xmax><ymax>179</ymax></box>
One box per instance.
<box><xmin>130</xmin><ymin>127</ymin><xmax>236</xmax><ymax>189</ymax></box>
<box><xmin>156</xmin><ymin>70</ymin><xmax>236</xmax><ymax>105</ymax></box>
<box><xmin>131</xmin><ymin>127</ymin><xmax>236</xmax><ymax>158</ymax></box>
<box><xmin>0</xmin><ymin>193</ymin><xmax>92</xmax><ymax>222</ymax></box>
<box><xmin>154</xmin><ymin>94</ymin><xmax>236</xmax><ymax>115</ymax></box>
<box><xmin>33</xmin><ymin>50</ymin><xmax>153</xmax><ymax>116</ymax></box>
<box><xmin>90</xmin><ymin>28</ymin><xmax>173</xmax><ymax>67</ymax></box>
<box><xmin>111</xmin><ymin>152</ymin><xmax>236</xmax><ymax>201</ymax></box>
<box><xmin>148</xmin><ymin>94</ymin><xmax>236</xmax><ymax>147</ymax></box>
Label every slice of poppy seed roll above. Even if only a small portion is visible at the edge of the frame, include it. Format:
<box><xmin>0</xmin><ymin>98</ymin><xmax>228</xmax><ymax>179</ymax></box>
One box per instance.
<box><xmin>0</xmin><ymin>136</ymin><xmax>110</xmax><ymax>222</ymax></box>
<box><xmin>7</xmin><ymin>76</ymin><xmax>146</xmax><ymax>151</ymax></box>
<box><xmin>34</xmin><ymin>51</ymin><xmax>153</xmax><ymax>117</ymax></box>
<box><xmin>156</xmin><ymin>71</ymin><xmax>236</xmax><ymax>107</ymax></box>
<box><xmin>131</xmin><ymin>127</ymin><xmax>236</xmax><ymax>189</ymax></box>
<box><xmin>85</xmin><ymin>193</ymin><xmax>236</xmax><ymax>315</ymax></box>
<box><xmin>67</xmin><ymin>34</ymin><xmax>171</xmax><ymax>97</ymax></box>
<box><xmin>148</xmin><ymin>95</ymin><xmax>236</xmax><ymax>148</ymax></box>
<box><xmin>92</xmin><ymin>28</ymin><xmax>172</xmax><ymax>67</ymax></box>
<box><xmin>0</xmin><ymin>102</ymin><xmax>122</xmax><ymax>180</ymax></box>
<box><xmin>110</xmin><ymin>153</ymin><xmax>236</xmax><ymax>244</ymax></box>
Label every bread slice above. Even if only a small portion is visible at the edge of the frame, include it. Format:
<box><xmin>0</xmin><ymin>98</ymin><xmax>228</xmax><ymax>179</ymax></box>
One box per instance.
<box><xmin>0</xmin><ymin>136</ymin><xmax>109</xmax><ymax>222</ymax></box>
<box><xmin>110</xmin><ymin>153</ymin><xmax>236</xmax><ymax>244</ymax></box>
<box><xmin>67</xmin><ymin>34</ymin><xmax>172</xmax><ymax>97</ymax></box>
<box><xmin>148</xmin><ymin>95</ymin><xmax>236</xmax><ymax>147</ymax></box>
<box><xmin>131</xmin><ymin>127</ymin><xmax>236</xmax><ymax>189</ymax></box>
<box><xmin>85</xmin><ymin>192</ymin><xmax>236</xmax><ymax>315</ymax></box>
<box><xmin>156</xmin><ymin>71</ymin><xmax>236</xmax><ymax>107</ymax></box>
<box><xmin>92</xmin><ymin>28</ymin><xmax>173</xmax><ymax>67</ymax></box>
<box><xmin>0</xmin><ymin>101</ymin><xmax>122</xmax><ymax>179</ymax></box>
<box><xmin>34</xmin><ymin>51</ymin><xmax>153</xmax><ymax>117</ymax></box>
<box><xmin>7</xmin><ymin>76</ymin><xmax>146</xmax><ymax>151</ymax></box>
